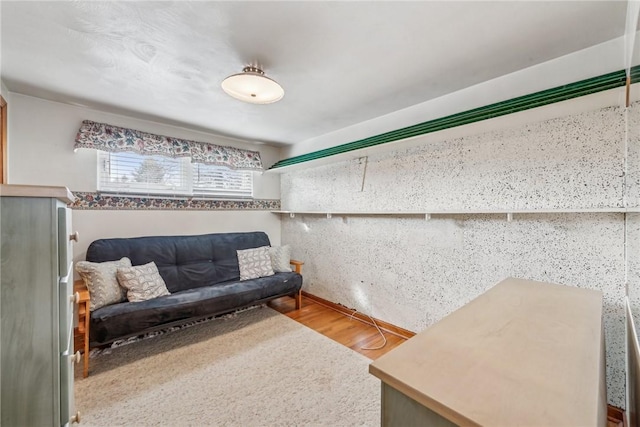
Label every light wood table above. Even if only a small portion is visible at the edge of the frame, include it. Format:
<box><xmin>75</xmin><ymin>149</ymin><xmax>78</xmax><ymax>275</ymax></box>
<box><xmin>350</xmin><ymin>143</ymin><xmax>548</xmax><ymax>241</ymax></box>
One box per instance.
<box><xmin>369</xmin><ymin>277</ymin><xmax>606</xmax><ymax>427</ymax></box>
<box><xmin>73</xmin><ymin>280</ymin><xmax>90</xmax><ymax>378</ymax></box>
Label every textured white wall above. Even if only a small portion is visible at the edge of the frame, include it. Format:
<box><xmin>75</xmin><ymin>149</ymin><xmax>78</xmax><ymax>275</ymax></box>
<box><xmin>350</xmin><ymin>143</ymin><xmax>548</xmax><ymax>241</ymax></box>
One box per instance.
<box><xmin>281</xmin><ymin>103</ymin><xmax>632</xmax><ymax>407</ymax></box>
<box><xmin>284</xmin><ymin>105</ymin><xmax>625</xmax><ymax>211</ymax></box>
<box><xmin>7</xmin><ymin>93</ymin><xmax>283</xmax><ymax>267</ymax></box>
<box><xmin>627</xmin><ymin>105</ymin><xmax>640</xmax><ymax>341</ymax></box>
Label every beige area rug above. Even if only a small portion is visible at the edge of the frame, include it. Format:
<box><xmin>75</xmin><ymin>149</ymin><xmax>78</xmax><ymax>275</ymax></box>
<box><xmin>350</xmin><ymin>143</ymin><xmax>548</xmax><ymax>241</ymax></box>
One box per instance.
<box><xmin>74</xmin><ymin>306</ymin><xmax>380</xmax><ymax>426</ymax></box>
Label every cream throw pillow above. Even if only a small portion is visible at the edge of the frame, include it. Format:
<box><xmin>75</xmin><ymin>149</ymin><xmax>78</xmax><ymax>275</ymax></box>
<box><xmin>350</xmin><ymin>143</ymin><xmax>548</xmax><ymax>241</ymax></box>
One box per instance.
<box><xmin>116</xmin><ymin>262</ymin><xmax>170</xmax><ymax>302</ymax></box>
<box><xmin>237</xmin><ymin>246</ymin><xmax>275</xmax><ymax>281</ymax></box>
<box><xmin>76</xmin><ymin>257</ymin><xmax>131</xmax><ymax>311</ymax></box>
<box><xmin>269</xmin><ymin>245</ymin><xmax>292</xmax><ymax>272</ymax></box>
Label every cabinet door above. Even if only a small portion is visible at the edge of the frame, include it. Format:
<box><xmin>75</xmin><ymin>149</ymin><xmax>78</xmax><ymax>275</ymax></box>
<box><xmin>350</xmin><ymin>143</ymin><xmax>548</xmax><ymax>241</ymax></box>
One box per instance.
<box><xmin>59</xmin><ymin>265</ymin><xmax>74</xmax><ymax>352</ymax></box>
<box><xmin>57</xmin><ymin>205</ymin><xmax>77</xmax><ymax>426</ymax></box>
<box><xmin>57</xmin><ymin>206</ymin><xmax>73</xmax><ymax>277</ymax></box>
<box><xmin>1</xmin><ymin>197</ymin><xmax>60</xmax><ymax>426</ymax></box>
<box><xmin>60</xmin><ymin>326</ymin><xmax>76</xmax><ymax>427</ymax></box>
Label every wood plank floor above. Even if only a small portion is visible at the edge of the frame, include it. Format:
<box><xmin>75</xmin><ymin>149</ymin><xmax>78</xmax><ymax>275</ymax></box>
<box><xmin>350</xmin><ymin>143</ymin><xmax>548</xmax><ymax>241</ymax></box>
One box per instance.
<box><xmin>268</xmin><ymin>295</ymin><xmax>407</xmax><ymax>360</ymax></box>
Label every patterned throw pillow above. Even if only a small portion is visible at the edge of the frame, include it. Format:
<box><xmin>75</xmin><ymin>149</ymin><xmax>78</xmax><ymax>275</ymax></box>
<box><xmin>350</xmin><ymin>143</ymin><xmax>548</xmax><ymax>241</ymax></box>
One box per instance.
<box><xmin>237</xmin><ymin>246</ymin><xmax>275</xmax><ymax>281</ymax></box>
<box><xmin>116</xmin><ymin>262</ymin><xmax>171</xmax><ymax>303</ymax></box>
<box><xmin>269</xmin><ymin>245</ymin><xmax>292</xmax><ymax>273</ymax></box>
<box><xmin>76</xmin><ymin>257</ymin><xmax>132</xmax><ymax>311</ymax></box>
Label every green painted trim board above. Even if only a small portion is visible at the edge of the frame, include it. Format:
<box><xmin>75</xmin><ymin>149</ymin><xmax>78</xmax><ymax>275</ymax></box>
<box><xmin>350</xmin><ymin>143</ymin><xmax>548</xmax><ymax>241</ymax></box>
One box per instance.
<box><xmin>270</xmin><ymin>66</ymin><xmax>640</xmax><ymax>170</ymax></box>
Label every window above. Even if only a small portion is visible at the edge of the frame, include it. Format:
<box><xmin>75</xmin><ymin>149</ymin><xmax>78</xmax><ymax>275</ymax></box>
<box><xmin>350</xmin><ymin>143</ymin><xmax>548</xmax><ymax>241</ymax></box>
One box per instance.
<box><xmin>98</xmin><ymin>151</ymin><xmax>253</xmax><ymax>198</ymax></box>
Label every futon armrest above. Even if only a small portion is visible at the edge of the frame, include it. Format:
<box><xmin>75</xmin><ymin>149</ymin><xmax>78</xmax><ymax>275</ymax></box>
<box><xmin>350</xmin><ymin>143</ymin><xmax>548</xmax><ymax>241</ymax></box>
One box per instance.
<box><xmin>290</xmin><ymin>259</ymin><xmax>304</xmax><ymax>274</ymax></box>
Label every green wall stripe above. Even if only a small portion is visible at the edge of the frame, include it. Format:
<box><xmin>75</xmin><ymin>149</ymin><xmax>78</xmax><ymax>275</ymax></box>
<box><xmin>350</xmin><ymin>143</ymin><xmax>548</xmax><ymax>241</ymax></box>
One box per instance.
<box><xmin>270</xmin><ymin>66</ymin><xmax>640</xmax><ymax>170</ymax></box>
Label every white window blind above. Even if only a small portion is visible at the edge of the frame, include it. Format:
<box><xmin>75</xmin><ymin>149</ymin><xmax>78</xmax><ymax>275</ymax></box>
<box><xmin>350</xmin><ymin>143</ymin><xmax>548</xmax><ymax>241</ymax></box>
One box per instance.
<box><xmin>98</xmin><ymin>151</ymin><xmax>253</xmax><ymax>198</ymax></box>
<box><xmin>191</xmin><ymin>162</ymin><xmax>253</xmax><ymax>197</ymax></box>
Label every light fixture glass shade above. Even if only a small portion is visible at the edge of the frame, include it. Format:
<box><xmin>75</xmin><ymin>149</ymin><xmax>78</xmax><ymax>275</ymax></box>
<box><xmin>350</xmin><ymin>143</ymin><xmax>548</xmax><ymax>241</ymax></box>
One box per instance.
<box><xmin>221</xmin><ymin>66</ymin><xmax>284</xmax><ymax>104</ymax></box>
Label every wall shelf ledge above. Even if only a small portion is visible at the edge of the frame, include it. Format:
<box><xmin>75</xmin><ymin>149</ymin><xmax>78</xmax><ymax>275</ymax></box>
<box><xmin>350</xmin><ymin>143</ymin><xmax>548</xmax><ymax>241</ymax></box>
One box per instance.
<box><xmin>273</xmin><ymin>207</ymin><xmax>636</xmax><ymax>218</ymax></box>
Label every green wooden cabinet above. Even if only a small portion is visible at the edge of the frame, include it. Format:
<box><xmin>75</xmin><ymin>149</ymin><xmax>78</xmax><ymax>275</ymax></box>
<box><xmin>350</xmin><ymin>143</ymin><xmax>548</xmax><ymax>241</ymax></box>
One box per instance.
<box><xmin>1</xmin><ymin>185</ymin><xmax>78</xmax><ymax>426</ymax></box>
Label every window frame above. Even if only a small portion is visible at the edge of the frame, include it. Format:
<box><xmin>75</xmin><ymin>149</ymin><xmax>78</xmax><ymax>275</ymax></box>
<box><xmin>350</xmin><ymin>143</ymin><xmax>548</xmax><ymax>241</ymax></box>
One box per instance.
<box><xmin>97</xmin><ymin>151</ymin><xmax>254</xmax><ymax>199</ymax></box>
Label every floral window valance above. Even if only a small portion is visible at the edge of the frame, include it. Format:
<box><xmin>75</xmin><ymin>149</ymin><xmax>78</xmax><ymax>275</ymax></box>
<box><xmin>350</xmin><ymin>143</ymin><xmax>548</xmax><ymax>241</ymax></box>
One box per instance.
<box><xmin>74</xmin><ymin>120</ymin><xmax>263</xmax><ymax>171</ymax></box>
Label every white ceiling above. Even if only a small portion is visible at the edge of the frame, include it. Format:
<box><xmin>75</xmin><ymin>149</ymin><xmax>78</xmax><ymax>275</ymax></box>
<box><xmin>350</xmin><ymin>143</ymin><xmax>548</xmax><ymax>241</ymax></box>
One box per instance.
<box><xmin>0</xmin><ymin>1</ymin><xmax>631</xmax><ymax>147</ymax></box>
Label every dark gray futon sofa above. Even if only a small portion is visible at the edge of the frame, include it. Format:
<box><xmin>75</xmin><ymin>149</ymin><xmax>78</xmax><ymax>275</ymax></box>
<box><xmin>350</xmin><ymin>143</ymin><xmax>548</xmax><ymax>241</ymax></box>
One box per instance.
<box><xmin>85</xmin><ymin>231</ymin><xmax>303</xmax><ymax>347</ymax></box>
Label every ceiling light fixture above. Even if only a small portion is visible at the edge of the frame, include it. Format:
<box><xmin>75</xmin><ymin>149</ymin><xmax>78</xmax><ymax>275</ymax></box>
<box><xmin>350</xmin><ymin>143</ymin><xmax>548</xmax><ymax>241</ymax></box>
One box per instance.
<box><xmin>221</xmin><ymin>66</ymin><xmax>284</xmax><ymax>104</ymax></box>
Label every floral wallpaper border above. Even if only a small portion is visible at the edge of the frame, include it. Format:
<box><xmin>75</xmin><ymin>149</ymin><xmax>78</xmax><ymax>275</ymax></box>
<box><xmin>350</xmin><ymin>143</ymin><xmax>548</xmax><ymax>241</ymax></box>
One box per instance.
<box><xmin>74</xmin><ymin>120</ymin><xmax>263</xmax><ymax>171</ymax></box>
<box><xmin>70</xmin><ymin>192</ymin><xmax>280</xmax><ymax>211</ymax></box>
